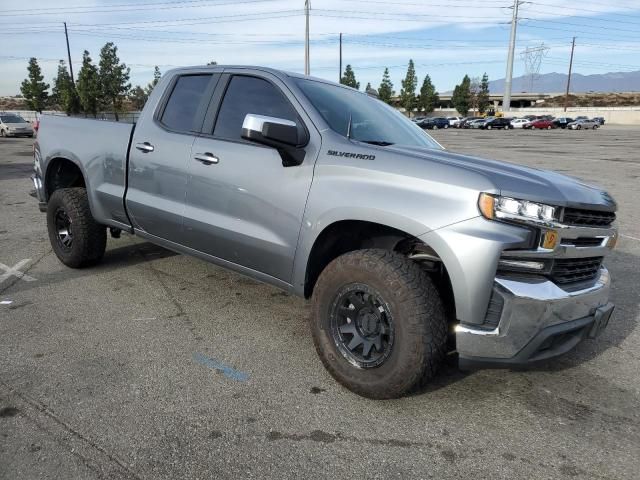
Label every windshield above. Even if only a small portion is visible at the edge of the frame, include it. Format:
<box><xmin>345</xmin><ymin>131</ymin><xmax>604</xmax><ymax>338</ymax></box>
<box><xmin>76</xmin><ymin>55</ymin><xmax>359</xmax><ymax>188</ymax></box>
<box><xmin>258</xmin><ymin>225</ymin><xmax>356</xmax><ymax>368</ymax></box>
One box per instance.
<box><xmin>0</xmin><ymin>115</ymin><xmax>26</xmax><ymax>123</ymax></box>
<box><xmin>294</xmin><ymin>78</ymin><xmax>441</xmax><ymax>149</ymax></box>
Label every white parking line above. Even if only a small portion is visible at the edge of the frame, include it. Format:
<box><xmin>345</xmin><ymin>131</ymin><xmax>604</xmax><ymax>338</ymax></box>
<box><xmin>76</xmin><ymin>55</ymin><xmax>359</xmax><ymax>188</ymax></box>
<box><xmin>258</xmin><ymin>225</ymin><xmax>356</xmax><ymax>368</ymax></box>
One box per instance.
<box><xmin>621</xmin><ymin>234</ymin><xmax>640</xmax><ymax>242</ymax></box>
<box><xmin>0</xmin><ymin>260</ymin><xmax>37</xmax><ymax>284</ymax></box>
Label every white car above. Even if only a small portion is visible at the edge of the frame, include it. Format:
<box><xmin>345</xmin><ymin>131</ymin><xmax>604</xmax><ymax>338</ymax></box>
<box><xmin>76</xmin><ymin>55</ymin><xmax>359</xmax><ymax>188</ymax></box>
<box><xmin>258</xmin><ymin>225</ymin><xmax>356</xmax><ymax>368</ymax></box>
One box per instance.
<box><xmin>510</xmin><ymin>118</ymin><xmax>531</xmax><ymax>129</ymax></box>
<box><xmin>447</xmin><ymin>116</ymin><xmax>463</xmax><ymax>127</ymax></box>
<box><xmin>0</xmin><ymin>113</ymin><xmax>34</xmax><ymax>137</ymax></box>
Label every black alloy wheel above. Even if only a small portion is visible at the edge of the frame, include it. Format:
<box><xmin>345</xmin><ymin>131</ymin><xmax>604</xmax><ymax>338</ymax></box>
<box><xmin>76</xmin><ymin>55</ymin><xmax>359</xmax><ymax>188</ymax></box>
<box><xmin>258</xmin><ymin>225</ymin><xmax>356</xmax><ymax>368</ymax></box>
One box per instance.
<box><xmin>54</xmin><ymin>207</ymin><xmax>73</xmax><ymax>251</ymax></box>
<box><xmin>329</xmin><ymin>283</ymin><xmax>394</xmax><ymax>368</ymax></box>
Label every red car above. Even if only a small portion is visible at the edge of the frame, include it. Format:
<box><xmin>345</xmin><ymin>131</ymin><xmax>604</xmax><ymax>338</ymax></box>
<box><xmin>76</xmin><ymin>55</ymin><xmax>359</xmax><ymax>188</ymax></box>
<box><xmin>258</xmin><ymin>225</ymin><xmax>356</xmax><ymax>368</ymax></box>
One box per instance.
<box><xmin>526</xmin><ymin>119</ymin><xmax>555</xmax><ymax>130</ymax></box>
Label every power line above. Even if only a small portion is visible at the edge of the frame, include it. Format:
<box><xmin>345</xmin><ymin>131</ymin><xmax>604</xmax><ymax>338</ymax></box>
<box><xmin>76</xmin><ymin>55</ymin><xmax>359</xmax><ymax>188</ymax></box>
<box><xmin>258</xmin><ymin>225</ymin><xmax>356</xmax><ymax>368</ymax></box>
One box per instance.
<box><xmin>0</xmin><ymin>0</ymin><xmax>278</xmax><ymax>17</ymax></box>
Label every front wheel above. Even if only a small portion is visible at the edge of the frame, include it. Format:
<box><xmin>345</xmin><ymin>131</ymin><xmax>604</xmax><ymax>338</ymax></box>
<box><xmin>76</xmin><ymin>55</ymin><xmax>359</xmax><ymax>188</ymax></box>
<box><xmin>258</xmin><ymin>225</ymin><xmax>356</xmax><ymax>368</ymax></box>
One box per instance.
<box><xmin>311</xmin><ymin>249</ymin><xmax>447</xmax><ymax>399</ymax></box>
<box><xmin>577</xmin><ymin>125</ymin><xmax>582</xmax><ymax>130</ymax></box>
<box><xmin>444</xmin><ymin>124</ymin><xmax>449</xmax><ymax>129</ymax></box>
<box><xmin>593</xmin><ymin>125</ymin><xmax>599</xmax><ymax>129</ymax></box>
<box><xmin>47</xmin><ymin>188</ymin><xmax>107</xmax><ymax>268</ymax></box>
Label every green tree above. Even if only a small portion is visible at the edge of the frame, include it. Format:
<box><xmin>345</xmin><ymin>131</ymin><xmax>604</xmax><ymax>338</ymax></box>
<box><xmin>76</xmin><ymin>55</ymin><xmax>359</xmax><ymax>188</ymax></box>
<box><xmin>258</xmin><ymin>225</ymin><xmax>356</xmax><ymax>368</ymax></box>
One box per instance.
<box><xmin>418</xmin><ymin>74</ymin><xmax>439</xmax><ymax>114</ymax></box>
<box><xmin>20</xmin><ymin>57</ymin><xmax>49</xmax><ymax>112</ymax></box>
<box><xmin>51</xmin><ymin>60</ymin><xmax>80</xmax><ymax>115</ymax></box>
<box><xmin>145</xmin><ymin>66</ymin><xmax>161</xmax><ymax>97</ymax></box>
<box><xmin>77</xmin><ymin>50</ymin><xmax>101</xmax><ymax>117</ymax></box>
<box><xmin>378</xmin><ymin>67</ymin><xmax>394</xmax><ymax>104</ymax></box>
<box><xmin>340</xmin><ymin>64</ymin><xmax>360</xmax><ymax>89</ymax></box>
<box><xmin>477</xmin><ymin>72</ymin><xmax>490</xmax><ymax>114</ymax></box>
<box><xmin>130</xmin><ymin>85</ymin><xmax>147</xmax><ymax>110</ymax></box>
<box><xmin>399</xmin><ymin>59</ymin><xmax>418</xmax><ymax>117</ymax></box>
<box><xmin>452</xmin><ymin>74</ymin><xmax>471</xmax><ymax>116</ymax></box>
<box><xmin>98</xmin><ymin>42</ymin><xmax>131</xmax><ymax>121</ymax></box>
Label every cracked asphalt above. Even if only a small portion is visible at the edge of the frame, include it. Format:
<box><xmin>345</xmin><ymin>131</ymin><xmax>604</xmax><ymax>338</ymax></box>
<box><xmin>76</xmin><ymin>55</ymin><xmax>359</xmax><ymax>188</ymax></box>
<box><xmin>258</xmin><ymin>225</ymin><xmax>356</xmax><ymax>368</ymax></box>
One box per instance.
<box><xmin>1</xmin><ymin>127</ymin><xmax>639</xmax><ymax>479</ymax></box>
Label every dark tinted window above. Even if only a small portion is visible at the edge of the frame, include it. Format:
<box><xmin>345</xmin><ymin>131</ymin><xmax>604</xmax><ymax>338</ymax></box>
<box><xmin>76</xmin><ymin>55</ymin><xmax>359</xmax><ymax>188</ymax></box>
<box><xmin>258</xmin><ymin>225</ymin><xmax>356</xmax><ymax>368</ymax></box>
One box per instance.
<box><xmin>160</xmin><ymin>74</ymin><xmax>212</xmax><ymax>132</ymax></box>
<box><xmin>214</xmin><ymin>75</ymin><xmax>297</xmax><ymax>140</ymax></box>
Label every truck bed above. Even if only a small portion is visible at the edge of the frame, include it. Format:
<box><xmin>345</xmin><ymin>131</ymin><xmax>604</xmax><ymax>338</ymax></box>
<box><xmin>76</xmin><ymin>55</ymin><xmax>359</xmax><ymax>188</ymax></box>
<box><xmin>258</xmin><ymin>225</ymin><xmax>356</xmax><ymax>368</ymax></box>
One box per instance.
<box><xmin>37</xmin><ymin>115</ymin><xmax>135</xmax><ymax>227</ymax></box>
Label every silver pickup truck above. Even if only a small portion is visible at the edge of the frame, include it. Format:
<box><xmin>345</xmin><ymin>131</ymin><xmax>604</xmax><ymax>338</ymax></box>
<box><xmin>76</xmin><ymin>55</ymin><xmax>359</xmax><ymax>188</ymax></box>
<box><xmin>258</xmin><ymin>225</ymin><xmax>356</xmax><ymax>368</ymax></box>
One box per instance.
<box><xmin>32</xmin><ymin>66</ymin><xmax>617</xmax><ymax>398</ymax></box>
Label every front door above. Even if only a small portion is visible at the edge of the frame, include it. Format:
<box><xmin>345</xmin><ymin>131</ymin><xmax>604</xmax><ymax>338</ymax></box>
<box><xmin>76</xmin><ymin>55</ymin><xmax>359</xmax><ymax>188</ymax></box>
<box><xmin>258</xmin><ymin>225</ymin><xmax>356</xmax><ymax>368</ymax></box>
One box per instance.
<box><xmin>183</xmin><ymin>73</ymin><xmax>317</xmax><ymax>282</ymax></box>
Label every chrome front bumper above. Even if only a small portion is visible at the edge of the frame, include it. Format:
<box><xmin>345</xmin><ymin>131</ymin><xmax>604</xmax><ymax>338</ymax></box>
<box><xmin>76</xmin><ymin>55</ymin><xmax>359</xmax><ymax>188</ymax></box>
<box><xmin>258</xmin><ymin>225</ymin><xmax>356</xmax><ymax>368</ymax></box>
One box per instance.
<box><xmin>456</xmin><ymin>267</ymin><xmax>612</xmax><ymax>365</ymax></box>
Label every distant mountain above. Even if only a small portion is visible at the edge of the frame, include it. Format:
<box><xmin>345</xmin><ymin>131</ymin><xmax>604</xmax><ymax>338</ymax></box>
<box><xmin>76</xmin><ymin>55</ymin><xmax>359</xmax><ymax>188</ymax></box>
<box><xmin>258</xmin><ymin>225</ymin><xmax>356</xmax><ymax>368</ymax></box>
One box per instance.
<box><xmin>487</xmin><ymin>70</ymin><xmax>640</xmax><ymax>94</ymax></box>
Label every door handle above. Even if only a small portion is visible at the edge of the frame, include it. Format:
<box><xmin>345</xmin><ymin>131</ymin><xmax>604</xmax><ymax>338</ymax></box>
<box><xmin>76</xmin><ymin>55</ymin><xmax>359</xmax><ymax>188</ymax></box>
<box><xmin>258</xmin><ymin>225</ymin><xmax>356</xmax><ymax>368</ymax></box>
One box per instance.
<box><xmin>193</xmin><ymin>152</ymin><xmax>219</xmax><ymax>165</ymax></box>
<box><xmin>135</xmin><ymin>142</ymin><xmax>154</xmax><ymax>153</ymax></box>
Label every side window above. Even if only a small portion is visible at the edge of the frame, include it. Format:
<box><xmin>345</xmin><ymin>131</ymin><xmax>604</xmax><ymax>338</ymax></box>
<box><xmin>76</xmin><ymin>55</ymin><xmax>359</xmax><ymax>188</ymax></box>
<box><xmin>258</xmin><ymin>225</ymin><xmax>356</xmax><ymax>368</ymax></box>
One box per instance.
<box><xmin>160</xmin><ymin>74</ymin><xmax>212</xmax><ymax>133</ymax></box>
<box><xmin>213</xmin><ymin>75</ymin><xmax>298</xmax><ymax>141</ymax></box>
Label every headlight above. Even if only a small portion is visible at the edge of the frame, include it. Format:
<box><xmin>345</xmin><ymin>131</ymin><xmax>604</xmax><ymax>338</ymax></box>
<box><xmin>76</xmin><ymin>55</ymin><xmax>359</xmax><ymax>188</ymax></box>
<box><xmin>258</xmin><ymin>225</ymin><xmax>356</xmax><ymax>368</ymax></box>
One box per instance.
<box><xmin>478</xmin><ymin>193</ymin><xmax>558</xmax><ymax>225</ymax></box>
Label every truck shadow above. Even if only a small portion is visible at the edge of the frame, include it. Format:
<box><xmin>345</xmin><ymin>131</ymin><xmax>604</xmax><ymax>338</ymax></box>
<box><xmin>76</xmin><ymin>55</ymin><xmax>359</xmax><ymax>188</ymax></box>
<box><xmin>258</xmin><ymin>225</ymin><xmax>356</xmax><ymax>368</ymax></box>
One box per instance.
<box><xmin>2</xmin><ymin>240</ymin><xmax>178</xmax><ymax>296</ymax></box>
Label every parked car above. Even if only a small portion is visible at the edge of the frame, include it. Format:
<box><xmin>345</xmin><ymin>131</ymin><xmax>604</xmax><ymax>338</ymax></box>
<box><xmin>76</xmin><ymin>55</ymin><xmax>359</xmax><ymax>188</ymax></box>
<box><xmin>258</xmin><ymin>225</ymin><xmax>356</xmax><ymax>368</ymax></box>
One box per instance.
<box><xmin>568</xmin><ymin>119</ymin><xmax>599</xmax><ymax>130</ymax></box>
<box><xmin>592</xmin><ymin>117</ymin><xmax>605</xmax><ymax>125</ymax></box>
<box><xmin>417</xmin><ymin>117</ymin><xmax>449</xmax><ymax>130</ymax></box>
<box><xmin>0</xmin><ymin>113</ymin><xmax>35</xmax><ymax>137</ymax></box>
<box><xmin>527</xmin><ymin>119</ymin><xmax>555</xmax><ymax>130</ymax></box>
<box><xmin>460</xmin><ymin>117</ymin><xmax>483</xmax><ymax>128</ymax></box>
<box><xmin>32</xmin><ymin>65</ymin><xmax>618</xmax><ymax>399</ymax></box>
<box><xmin>447</xmin><ymin>116</ymin><xmax>463</xmax><ymax>127</ymax></box>
<box><xmin>482</xmin><ymin>117</ymin><xmax>513</xmax><ymax>130</ymax></box>
<box><xmin>552</xmin><ymin>117</ymin><xmax>574</xmax><ymax>129</ymax></box>
<box><xmin>432</xmin><ymin>117</ymin><xmax>450</xmax><ymax>129</ymax></box>
<box><xmin>469</xmin><ymin>118</ymin><xmax>489</xmax><ymax>129</ymax></box>
<box><xmin>510</xmin><ymin>118</ymin><xmax>531</xmax><ymax>129</ymax></box>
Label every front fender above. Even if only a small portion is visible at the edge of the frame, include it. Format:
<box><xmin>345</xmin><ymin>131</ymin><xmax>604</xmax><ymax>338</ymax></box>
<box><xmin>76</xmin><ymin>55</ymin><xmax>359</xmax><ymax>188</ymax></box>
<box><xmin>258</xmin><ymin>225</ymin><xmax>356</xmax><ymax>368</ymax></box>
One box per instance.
<box><xmin>419</xmin><ymin>217</ymin><xmax>531</xmax><ymax>325</ymax></box>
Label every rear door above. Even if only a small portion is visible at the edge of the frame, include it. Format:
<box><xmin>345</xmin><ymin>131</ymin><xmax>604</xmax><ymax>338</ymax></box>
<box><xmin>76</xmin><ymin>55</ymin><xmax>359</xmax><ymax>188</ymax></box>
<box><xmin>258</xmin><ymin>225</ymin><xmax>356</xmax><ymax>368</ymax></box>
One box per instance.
<box><xmin>126</xmin><ymin>72</ymin><xmax>219</xmax><ymax>243</ymax></box>
<box><xmin>182</xmin><ymin>71</ymin><xmax>318</xmax><ymax>282</ymax></box>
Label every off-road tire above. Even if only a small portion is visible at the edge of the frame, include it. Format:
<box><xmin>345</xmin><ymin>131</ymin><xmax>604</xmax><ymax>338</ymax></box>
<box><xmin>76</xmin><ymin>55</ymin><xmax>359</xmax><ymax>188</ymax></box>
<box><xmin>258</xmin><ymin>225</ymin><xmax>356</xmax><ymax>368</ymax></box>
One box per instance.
<box><xmin>311</xmin><ymin>249</ymin><xmax>447</xmax><ymax>399</ymax></box>
<box><xmin>47</xmin><ymin>188</ymin><xmax>107</xmax><ymax>268</ymax></box>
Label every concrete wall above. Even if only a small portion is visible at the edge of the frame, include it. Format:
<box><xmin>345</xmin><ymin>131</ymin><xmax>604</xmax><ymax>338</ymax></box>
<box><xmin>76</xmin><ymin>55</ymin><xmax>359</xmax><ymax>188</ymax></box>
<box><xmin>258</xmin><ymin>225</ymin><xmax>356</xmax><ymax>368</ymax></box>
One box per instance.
<box><xmin>2</xmin><ymin>110</ymin><xmax>140</xmax><ymax>124</ymax></box>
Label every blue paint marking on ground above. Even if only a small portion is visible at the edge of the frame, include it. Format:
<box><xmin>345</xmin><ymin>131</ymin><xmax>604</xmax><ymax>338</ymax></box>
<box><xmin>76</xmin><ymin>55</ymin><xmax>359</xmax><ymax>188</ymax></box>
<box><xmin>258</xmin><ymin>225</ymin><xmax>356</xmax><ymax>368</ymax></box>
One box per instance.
<box><xmin>192</xmin><ymin>352</ymin><xmax>249</xmax><ymax>382</ymax></box>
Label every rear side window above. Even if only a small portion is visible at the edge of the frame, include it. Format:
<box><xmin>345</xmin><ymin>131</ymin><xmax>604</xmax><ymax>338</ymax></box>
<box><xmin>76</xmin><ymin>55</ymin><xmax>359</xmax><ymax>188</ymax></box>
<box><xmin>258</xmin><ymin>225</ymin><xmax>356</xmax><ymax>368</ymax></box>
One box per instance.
<box><xmin>213</xmin><ymin>75</ymin><xmax>297</xmax><ymax>140</ymax></box>
<box><xmin>160</xmin><ymin>74</ymin><xmax>212</xmax><ymax>132</ymax></box>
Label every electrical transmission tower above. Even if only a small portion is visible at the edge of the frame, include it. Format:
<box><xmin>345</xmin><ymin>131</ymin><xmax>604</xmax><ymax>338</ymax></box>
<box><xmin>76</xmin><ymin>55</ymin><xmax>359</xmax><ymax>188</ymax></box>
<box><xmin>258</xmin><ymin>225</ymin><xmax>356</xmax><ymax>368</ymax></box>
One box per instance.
<box><xmin>520</xmin><ymin>43</ymin><xmax>549</xmax><ymax>92</ymax></box>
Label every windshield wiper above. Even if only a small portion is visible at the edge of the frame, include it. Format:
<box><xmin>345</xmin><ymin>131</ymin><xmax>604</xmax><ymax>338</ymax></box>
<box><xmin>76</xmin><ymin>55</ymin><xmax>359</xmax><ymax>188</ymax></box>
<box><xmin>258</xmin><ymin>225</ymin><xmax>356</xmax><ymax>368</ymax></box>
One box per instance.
<box><xmin>358</xmin><ymin>140</ymin><xmax>395</xmax><ymax>146</ymax></box>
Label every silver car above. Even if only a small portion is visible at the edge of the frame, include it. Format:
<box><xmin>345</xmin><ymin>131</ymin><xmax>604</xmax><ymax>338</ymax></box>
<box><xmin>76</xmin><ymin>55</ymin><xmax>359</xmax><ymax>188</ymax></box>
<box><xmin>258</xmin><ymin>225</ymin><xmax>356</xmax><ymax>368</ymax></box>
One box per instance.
<box><xmin>0</xmin><ymin>113</ymin><xmax>34</xmax><ymax>137</ymax></box>
<box><xmin>568</xmin><ymin>119</ymin><xmax>599</xmax><ymax>130</ymax></box>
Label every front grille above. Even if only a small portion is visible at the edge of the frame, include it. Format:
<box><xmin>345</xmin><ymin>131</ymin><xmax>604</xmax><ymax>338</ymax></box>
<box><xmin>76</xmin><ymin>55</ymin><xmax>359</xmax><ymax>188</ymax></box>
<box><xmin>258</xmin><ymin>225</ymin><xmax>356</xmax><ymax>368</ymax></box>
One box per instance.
<box><xmin>550</xmin><ymin>257</ymin><xmax>603</xmax><ymax>285</ymax></box>
<box><xmin>562</xmin><ymin>237</ymin><xmax>604</xmax><ymax>247</ymax></box>
<box><xmin>562</xmin><ymin>207</ymin><xmax>615</xmax><ymax>227</ymax></box>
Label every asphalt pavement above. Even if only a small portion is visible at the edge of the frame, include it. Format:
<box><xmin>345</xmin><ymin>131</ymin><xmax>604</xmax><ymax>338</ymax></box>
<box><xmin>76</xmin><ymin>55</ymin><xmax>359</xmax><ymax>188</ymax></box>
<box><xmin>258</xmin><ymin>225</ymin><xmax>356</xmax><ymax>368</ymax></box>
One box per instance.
<box><xmin>1</xmin><ymin>126</ymin><xmax>639</xmax><ymax>479</ymax></box>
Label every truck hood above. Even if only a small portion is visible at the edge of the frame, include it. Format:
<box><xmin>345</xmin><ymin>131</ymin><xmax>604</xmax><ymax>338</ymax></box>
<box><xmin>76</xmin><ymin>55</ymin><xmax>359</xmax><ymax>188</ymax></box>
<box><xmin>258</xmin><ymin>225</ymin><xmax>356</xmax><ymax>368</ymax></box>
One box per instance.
<box><xmin>385</xmin><ymin>145</ymin><xmax>616</xmax><ymax>212</ymax></box>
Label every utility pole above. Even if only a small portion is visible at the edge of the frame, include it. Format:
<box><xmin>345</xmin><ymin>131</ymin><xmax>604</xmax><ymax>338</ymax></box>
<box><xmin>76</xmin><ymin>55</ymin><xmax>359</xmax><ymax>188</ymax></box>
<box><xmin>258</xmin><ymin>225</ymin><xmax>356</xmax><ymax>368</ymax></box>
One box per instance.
<box><xmin>564</xmin><ymin>37</ymin><xmax>576</xmax><ymax>112</ymax></box>
<box><xmin>339</xmin><ymin>33</ymin><xmax>342</xmax><ymax>83</ymax></box>
<box><xmin>64</xmin><ymin>22</ymin><xmax>75</xmax><ymax>85</ymax></box>
<box><xmin>304</xmin><ymin>0</ymin><xmax>310</xmax><ymax>75</ymax></box>
<box><xmin>502</xmin><ymin>0</ymin><xmax>521</xmax><ymax>112</ymax></box>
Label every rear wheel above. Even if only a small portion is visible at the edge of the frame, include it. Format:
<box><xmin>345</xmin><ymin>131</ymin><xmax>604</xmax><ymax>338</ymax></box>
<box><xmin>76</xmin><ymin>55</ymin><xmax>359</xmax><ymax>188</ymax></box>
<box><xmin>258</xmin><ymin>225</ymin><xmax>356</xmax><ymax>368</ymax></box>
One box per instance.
<box><xmin>577</xmin><ymin>125</ymin><xmax>582</xmax><ymax>130</ymax></box>
<box><xmin>47</xmin><ymin>188</ymin><xmax>107</xmax><ymax>268</ymax></box>
<box><xmin>311</xmin><ymin>249</ymin><xmax>447</xmax><ymax>399</ymax></box>
<box><xmin>487</xmin><ymin>125</ymin><xmax>492</xmax><ymax>130</ymax></box>
<box><xmin>593</xmin><ymin>124</ymin><xmax>599</xmax><ymax>130</ymax></box>
<box><xmin>0</xmin><ymin>129</ymin><xmax>5</xmax><ymax>137</ymax></box>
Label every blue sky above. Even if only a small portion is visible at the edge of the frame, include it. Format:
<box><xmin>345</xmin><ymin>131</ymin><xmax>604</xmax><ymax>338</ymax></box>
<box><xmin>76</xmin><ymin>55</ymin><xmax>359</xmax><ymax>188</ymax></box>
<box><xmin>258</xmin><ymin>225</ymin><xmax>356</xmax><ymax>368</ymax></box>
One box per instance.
<box><xmin>2</xmin><ymin>0</ymin><xmax>640</xmax><ymax>96</ymax></box>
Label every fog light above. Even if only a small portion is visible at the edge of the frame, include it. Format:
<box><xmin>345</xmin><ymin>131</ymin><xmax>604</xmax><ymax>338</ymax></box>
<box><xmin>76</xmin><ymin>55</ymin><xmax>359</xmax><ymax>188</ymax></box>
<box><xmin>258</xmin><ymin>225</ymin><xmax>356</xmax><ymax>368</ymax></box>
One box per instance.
<box><xmin>607</xmin><ymin>231</ymin><xmax>618</xmax><ymax>249</ymax></box>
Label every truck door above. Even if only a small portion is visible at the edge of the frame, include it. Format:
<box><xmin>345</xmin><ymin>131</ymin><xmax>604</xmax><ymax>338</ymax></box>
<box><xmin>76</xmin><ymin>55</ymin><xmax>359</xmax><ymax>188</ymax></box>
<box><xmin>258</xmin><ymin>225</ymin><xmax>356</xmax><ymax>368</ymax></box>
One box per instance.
<box><xmin>183</xmin><ymin>73</ymin><xmax>317</xmax><ymax>282</ymax></box>
<box><xmin>126</xmin><ymin>73</ymin><xmax>219</xmax><ymax>243</ymax></box>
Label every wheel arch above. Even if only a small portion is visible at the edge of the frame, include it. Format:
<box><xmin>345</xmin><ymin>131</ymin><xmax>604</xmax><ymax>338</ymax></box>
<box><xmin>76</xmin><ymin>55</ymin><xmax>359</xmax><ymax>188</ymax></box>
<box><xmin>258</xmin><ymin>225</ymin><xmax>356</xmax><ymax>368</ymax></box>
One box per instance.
<box><xmin>44</xmin><ymin>156</ymin><xmax>88</xmax><ymax>201</ymax></box>
<box><xmin>298</xmin><ymin>219</ymin><xmax>457</xmax><ymax>325</ymax></box>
